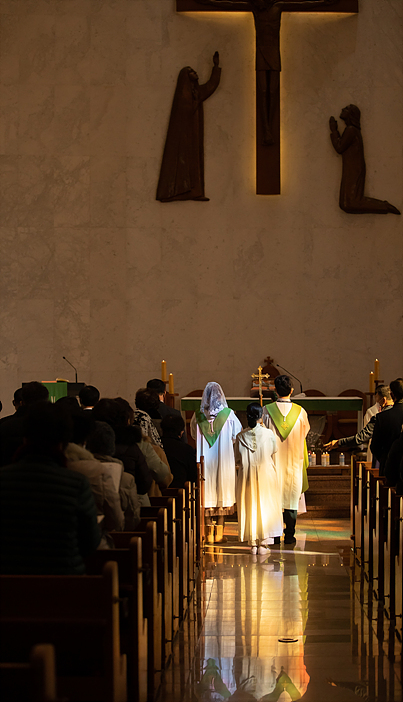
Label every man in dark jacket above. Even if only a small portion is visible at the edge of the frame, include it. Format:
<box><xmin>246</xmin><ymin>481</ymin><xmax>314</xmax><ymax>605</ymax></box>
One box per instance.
<box><xmin>0</xmin><ymin>382</ymin><xmax>49</xmax><ymax>467</ymax></box>
<box><xmin>161</xmin><ymin>415</ymin><xmax>197</xmax><ymax>488</ymax></box>
<box><xmin>0</xmin><ymin>402</ymin><xmax>100</xmax><ymax>574</ymax></box>
<box><xmin>370</xmin><ymin>378</ymin><xmax>403</xmax><ymax>475</ymax></box>
<box><xmin>147</xmin><ymin>378</ymin><xmax>188</xmax><ymax>442</ymax></box>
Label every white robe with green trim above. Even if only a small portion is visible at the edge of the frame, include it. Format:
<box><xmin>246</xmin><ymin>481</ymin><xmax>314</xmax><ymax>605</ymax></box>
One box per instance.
<box><xmin>262</xmin><ymin>401</ymin><xmax>310</xmax><ymax>511</ymax></box>
<box><xmin>190</xmin><ymin>410</ymin><xmax>242</xmax><ymax>509</ymax></box>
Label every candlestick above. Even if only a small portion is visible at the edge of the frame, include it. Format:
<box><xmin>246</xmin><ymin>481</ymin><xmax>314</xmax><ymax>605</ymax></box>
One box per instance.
<box><xmin>161</xmin><ymin>360</ymin><xmax>167</xmax><ymax>382</ymax></box>
<box><xmin>168</xmin><ymin>373</ymin><xmax>174</xmax><ymax>394</ymax></box>
<box><xmin>374</xmin><ymin>358</ymin><xmax>380</xmax><ymax>381</ymax></box>
<box><xmin>369</xmin><ymin>371</ymin><xmax>375</xmax><ymax>393</ymax></box>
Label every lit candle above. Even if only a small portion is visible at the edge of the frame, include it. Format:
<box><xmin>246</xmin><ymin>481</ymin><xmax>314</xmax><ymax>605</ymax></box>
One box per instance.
<box><xmin>161</xmin><ymin>360</ymin><xmax>167</xmax><ymax>382</ymax></box>
<box><xmin>369</xmin><ymin>371</ymin><xmax>375</xmax><ymax>393</ymax></box>
<box><xmin>374</xmin><ymin>358</ymin><xmax>380</xmax><ymax>381</ymax></box>
<box><xmin>168</xmin><ymin>373</ymin><xmax>174</xmax><ymax>395</ymax></box>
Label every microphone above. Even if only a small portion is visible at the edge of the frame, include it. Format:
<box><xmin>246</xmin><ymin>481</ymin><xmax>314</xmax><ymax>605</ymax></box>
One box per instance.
<box><xmin>63</xmin><ymin>356</ymin><xmax>78</xmax><ymax>384</ymax></box>
<box><xmin>275</xmin><ymin>363</ymin><xmax>303</xmax><ymax>395</ymax></box>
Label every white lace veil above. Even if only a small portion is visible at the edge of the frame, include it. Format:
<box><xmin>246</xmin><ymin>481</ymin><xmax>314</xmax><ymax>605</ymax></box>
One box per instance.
<box><xmin>200</xmin><ymin>382</ymin><xmax>228</xmax><ymax>418</ymax></box>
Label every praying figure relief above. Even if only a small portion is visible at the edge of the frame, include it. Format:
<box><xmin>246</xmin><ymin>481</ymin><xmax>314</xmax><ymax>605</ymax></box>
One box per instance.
<box><xmin>329</xmin><ymin>105</ymin><xmax>401</xmax><ymax>215</ymax></box>
<box><xmin>156</xmin><ymin>52</ymin><xmax>221</xmax><ymax>202</ymax></box>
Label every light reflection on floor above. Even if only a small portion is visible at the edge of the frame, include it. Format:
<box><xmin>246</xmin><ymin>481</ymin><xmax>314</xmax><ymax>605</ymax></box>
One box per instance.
<box><xmin>158</xmin><ymin>517</ymin><xmax>402</xmax><ymax>701</ymax></box>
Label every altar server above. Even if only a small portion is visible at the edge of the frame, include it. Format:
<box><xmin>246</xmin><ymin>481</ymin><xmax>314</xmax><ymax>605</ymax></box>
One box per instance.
<box><xmin>262</xmin><ymin>375</ymin><xmax>309</xmax><ymax>544</ymax></box>
<box><xmin>236</xmin><ymin>403</ymin><xmax>282</xmax><ymax>554</ymax></box>
<box><xmin>190</xmin><ymin>382</ymin><xmax>242</xmax><ymax>542</ymax></box>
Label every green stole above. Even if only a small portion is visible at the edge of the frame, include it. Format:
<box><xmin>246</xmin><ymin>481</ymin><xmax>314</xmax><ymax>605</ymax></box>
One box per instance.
<box><xmin>195</xmin><ymin>407</ymin><xmax>231</xmax><ymax>448</ymax></box>
<box><xmin>265</xmin><ymin>402</ymin><xmax>309</xmax><ymax>493</ymax></box>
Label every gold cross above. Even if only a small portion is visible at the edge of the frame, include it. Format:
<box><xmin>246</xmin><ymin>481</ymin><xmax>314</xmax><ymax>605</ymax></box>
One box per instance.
<box><xmin>251</xmin><ymin>365</ymin><xmax>270</xmax><ymax>407</ymax></box>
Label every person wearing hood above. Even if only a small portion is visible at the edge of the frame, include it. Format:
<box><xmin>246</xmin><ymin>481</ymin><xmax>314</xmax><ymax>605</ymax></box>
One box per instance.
<box><xmin>236</xmin><ymin>403</ymin><xmax>283</xmax><ymax>555</ymax></box>
<box><xmin>190</xmin><ymin>382</ymin><xmax>242</xmax><ymax>542</ymax></box>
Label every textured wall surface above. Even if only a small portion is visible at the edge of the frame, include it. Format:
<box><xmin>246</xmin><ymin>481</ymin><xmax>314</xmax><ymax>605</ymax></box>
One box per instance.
<box><xmin>0</xmin><ymin>0</ymin><xmax>402</xmax><ymax>413</ymax></box>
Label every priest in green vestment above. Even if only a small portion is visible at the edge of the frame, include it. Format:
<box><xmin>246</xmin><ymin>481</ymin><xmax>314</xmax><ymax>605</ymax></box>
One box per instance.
<box><xmin>262</xmin><ymin>375</ymin><xmax>309</xmax><ymax>544</ymax></box>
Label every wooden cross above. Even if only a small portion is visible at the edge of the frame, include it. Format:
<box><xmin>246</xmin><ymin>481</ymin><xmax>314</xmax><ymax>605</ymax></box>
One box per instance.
<box><xmin>251</xmin><ymin>365</ymin><xmax>270</xmax><ymax>406</ymax></box>
<box><xmin>176</xmin><ymin>0</ymin><xmax>358</xmax><ymax>194</ymax></box>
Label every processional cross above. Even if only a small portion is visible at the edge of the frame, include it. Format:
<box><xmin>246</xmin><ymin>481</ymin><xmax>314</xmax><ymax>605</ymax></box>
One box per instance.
<box><xmin>251</xmin><ymin>365</ymin><xmax>270</xmax><ymax>406</ymax></box>
<box><xmin>176</xmin><ymin>0</ymin><xmax>358</xmax><ymax>194</ymax></box>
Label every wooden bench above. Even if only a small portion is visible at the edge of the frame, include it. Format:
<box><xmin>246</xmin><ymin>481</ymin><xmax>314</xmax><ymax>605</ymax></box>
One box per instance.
<box><xmin>85</xmin><ymin>537</ymin><xmax>147</xmax><ymax>702</ymax></box>
<box><xmin>0</xmin><ymin>644</ymin><xmax>58</xmax><ymax>702</ymax></box>
<box><xmin>149</xmin><ymin>496</ymin><xmax>180</xmax><ymax>638</ymax></box>
<box><xmin>111</xmin><ymin>523</ymin><xmax>162</xmax><ymax>701</ymax></box>
<box><xmin>0</xmin><ymin>562</ymin><xmax>127</xmax><ymax>702</ymax></box>
<box><xmin>161</xmin><ymin>487</ymin><xmax>189</xmax><ymax>619</ymax></box>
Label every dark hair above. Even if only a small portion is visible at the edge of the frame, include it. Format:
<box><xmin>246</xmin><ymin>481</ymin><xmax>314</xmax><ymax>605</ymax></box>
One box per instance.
<box><xmin>22</xmin><ymin>402</ymin><xmax>70</xmax><ymax>449</ymax></box>
<box><xmin>13</xmin><ymin>388</ymin><xmax>23</xmax><ymax>407</ymax></box>
<box><xmin>246</xmin><ymin>402</ymin><xmax>263</xmax><ymax>429</ymax></box>
<box><xmin>87</xmin><ymin>421</ymin><xmax>116</xmax><ymax>457</ymax></box>
<box><xmin>135</xmin><ymin>388</ymin><xmax>160</xmax><ymax>416</ymax></box>
<box><xmin>114</xmin><ymin>397</ymin><xmax>135</xmax><ymax>427</ymax></box>
<box><xmin>55</xmin><ymin>396</ymin><xmax>93</xmax><ymax>445</ymax></box>
<box><xmin>21</xmin><ymin>381</ymin><xmax>49</xmax><ymax>405</ymax></box>
<box><xmin>274</xmin><ymin>374</ymin><xmax>292</xmax><ymax>398</ymax></box>
<box><xmin>147</xmin><ymin>379</ymin><xmax>166</xmax><ymax>394</ymax></box>
<box><xmin>390</xmin><ymin>379</ymin><xmax>403</xmax><ymax>402</ymax></box>
<box><xmin>375</xmin><ymin>385</ymin><xmax>392</xmax><ymax>401</ymax></box>
<box><xmin>92</xmin><ymin>398</ymin><xmax>124</xmax><ymax>429</ymax></box>
<box><xmin>79</xmin><ymin>385</ymin><xmax>100</xmax><ymax>407</ymax></box>
<box><xmin>161</xmin><ymin>414</ymin><xmax>185</xmax><ymax>437</ymax></box>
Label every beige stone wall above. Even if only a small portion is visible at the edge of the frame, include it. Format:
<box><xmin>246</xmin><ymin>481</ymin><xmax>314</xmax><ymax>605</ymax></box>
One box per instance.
<box><xmin>0</xmin><ymin>0</ymin><xmax>402</xmax><ymax>413</ymax></box>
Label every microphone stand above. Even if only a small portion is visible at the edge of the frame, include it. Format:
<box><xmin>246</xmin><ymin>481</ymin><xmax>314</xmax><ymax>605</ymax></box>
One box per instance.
<box><xmin>62</xmin><ymin>356</ymin><xmax>78</xmax><ymax>384</ymax></box>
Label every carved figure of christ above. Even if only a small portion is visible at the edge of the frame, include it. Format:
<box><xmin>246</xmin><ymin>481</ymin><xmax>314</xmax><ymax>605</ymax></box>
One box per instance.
<box><xmin>177</xmin><ymin>0</ymin><xmax>358</xmax><ymax>194</ymax></box>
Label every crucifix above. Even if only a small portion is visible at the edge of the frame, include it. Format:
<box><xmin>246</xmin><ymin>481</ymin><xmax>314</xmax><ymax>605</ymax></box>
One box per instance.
<box><xmin>176</xmin><ymin>0</ymin><xmax>358</xmax><ymax>194</ymax></box>
<box><xmin>251</xmin><ymin>365</ymin><xmax>271</xmax><ymax>406</ymax></box>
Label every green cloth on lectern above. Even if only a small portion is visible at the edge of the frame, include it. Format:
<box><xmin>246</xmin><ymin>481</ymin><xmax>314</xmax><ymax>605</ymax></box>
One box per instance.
<box><xmin>42</xmin><ymin>382</ymin><xmax>68</xmax><ymax>403</ymax></box>
<box><xmin>195</xmin><ymin>407</ymin><xmax>231</xmax><ymax>448</ymax></box>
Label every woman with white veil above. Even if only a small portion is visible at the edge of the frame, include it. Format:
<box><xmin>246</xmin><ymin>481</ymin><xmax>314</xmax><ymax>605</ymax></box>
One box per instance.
<box><xmin>190</xmin><ymin>382</ymin><xmax>242</xmax><ymax>542</ymax></box>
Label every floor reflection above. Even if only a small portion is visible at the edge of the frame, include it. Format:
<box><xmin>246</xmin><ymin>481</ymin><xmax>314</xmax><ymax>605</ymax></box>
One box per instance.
<box><xmin>159</xmin><ymin>518</ymin><xmax>402</xmax><ymax>702</ymax></box>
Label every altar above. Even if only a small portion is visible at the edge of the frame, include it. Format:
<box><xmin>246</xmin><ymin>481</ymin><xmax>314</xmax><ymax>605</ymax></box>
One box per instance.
<box><xmin>181</xmin><ymin>396</ymin><xmax>364</xmax><ymax>430</ymax></box>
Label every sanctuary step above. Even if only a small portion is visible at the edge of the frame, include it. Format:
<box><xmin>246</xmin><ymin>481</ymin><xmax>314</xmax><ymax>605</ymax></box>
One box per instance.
<box><xmin>305</xmin><ymin>465</ymin><xmax>351</xmax><ymax>518</ymax></box>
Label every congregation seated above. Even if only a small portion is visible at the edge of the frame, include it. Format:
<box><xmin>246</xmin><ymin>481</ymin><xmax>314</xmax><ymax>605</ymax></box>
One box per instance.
<box><xmin>0</xmin><ymin>381</ymin><xmax>49</xmax><ymax>467</ymax></box>
<box><xmin>62</xmin><ymin>405</ymin><xmax>125</xmax><ymax>547</ymax></box>
<box><xmin>136</xmin><ymin>387</ymin><xmax>163</xmax><ymax>437</ymax></box>
<box><xmin>371</xmin><ymin>378</ymin><xmax>403</xmax><ymax>474</ymax></box>
<box><xmin>161</xmin><ymin>415</ymin><xmax>197</xmax><ymax>488</ymax></box>
<box><xmin>86</xmin><ymin>420</ymin><xmax>141</xmax><ymax>530</ymax></box>
<box><xmin>0</xmin><ymin>402</ymin><xmax>100</xmax><ymax>574</ymax></box>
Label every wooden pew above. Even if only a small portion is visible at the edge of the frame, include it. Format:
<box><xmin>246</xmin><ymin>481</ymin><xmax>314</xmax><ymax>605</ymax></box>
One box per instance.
<box><xmin>138</xmin><ymin>508</ymin><xmax>173</xmax><ymax>666</ymax></box>
<box><xmin>383</xmin><ymin>489</ymin><xmax>401</xmax><ymax>622</ymax></box>
<box><xmin>352</xmin><ymin>459</ymin><xmax>370</xmax><ymax>565</ymax></box>
<box><xmin>373</xmin><ymin>477</ymin><xmax>389</xmax><ymax>603</ymax></box>
<box><xmin>395</xmin><ymin>495</ymin><xmax>403</xmax><ymax>643</ymax></box>
<box><xmin>196</xmin><ymin>460</ymin><xmax>204</xmax><ymax>564</ymax></box>
<box><xmin>111</xmin><ymin>524</ymin><xmax>162</xmax><ymax>701</ymax></box>
<box><xmin>362</xmin><ymin>466</ymin><xmax>381</xmax><ymax>584</ymax></box>
<box><xmin>0</xmin><ymin>644</ymin><xmax>58</xmax><ymax>702</ymax></box>
<box><xmin>162</xmin><ymin>487</ymin><xmax>189</xmax><ymax>619</ymax></box>
<box><xmin>184</xmin><ymin>481</ymin><xmax>196</xmax><ymax>595</ymax></box>
<box><xmin>149</xmin><ymin>496</ymin><xmax>180</xmax><ymax>638</ymax></box>
<box><xmin>85</xmin><ymin>537</ymin><xmax>147</xmax><ymax>702</ymax></box>
<box><xmin>0</xmin><ymin>562</ymin><xmax>127</xmax><ymax>702</ymax></box>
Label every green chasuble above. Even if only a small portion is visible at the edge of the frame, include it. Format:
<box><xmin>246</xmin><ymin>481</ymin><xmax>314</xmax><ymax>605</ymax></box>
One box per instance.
<box><xmin>195</xmin><ymin>407</ymin><xmax>231</xmax><ymax>448</ymax></box>
<box><xmin>265</xmin><ymin>402</ymin><xmax>309</xmax><ymax>493</ymax></box>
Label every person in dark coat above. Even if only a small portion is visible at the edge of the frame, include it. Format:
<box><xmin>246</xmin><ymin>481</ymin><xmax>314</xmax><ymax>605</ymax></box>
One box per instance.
<box><xmin>371</xmin><ymin>378</ymin><xmax>403</xmax><ymax>475</ymax></box>
<box><xmin>0</xmin><ymin>402</ymin><xmax>100</xmax><ymax>574</ymax></box>
<box><xmin>0</xmin><ymin>381</ymin><xmax>49</xmax><ymax>467</ymax></box>
<box><xmin>147</xmin><ymin>378</ymin><xmax>188</xmax><ymax>443</ymax></box>
<box><xmin>384</xmin><ymin>430</ymin><xmax>403</xmax><ymax>488</ymax></box>
<box><xmin>161</xmin><ymin>414</ymin><xmax>197</xmax><ymax>489</ymax></box>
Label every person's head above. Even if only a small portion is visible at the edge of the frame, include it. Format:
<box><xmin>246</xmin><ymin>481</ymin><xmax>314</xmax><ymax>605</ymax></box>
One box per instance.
<box><xmin>55</xmin><ymin>396</ymin><xmax>93</xmax><ymax>445</ymax></box>
<box><xmin>161</xmin><ymin>414</ymin><xmax>185</xmax><ymax>439</ymax></box>
<box><xmin>274</xmin><ymin>375</ymin><xmax>293</xmax><ymax>398</ymax></box>
<box><xmin>340</xmin><ymin>104</ymin><xmax>361</xmax><ymax>129</ymax></box>
<box><xmin>147</xmin><ymin>379</ymin><xmax>166</xmax><ymax>401</ymax></box>
<box><xmin>135</xmin><ymin>388</ymin><xmax>160</xmax><ymax>417</ymax></box>
<box><xmin>390</xmin><ymin>378</ymin><xmax>403</xmax><ymax>403</ymax></box>
<box><xmin>22</xmin><ymin>402</ymin><xmax>70</xmax><ymax>455</ymax></box>
<box><xmin>187</xmin><ymin>67</ymin><xmax>199</xmax><ymax>83</ymax></box>
<box><xmin>12</xmin><ymin>387</ymin><xmax>23</xmax><ymax>410</ymax></box>
<box><xmin>200</xmin><ymin>382</ymin><xmax>227</xmax><ymax>416</ymax></box>
<box><xmin>21</xmin><ymin>381</ymin><xmax>49</xmax><ymax>405</ymax></box>
<box><xmin>86</xmin><ymin>421</ymin><xmax>116</xmax><ymax>458</ymax></box>
<box><xmin>92</xmin><ymin>398</ymin><xmax>124</xmax><ymax>429</ymax></box>
<box><xmin>246</xmin><ymin>402</ymin><xmax>263</xmax><ymax>429</ymax></box>
<box><xmin>78</xmin><ymin>385</ymin><xmax>100</xmax><ymax>408</ymax></box>
<box><xmin>375</xmin><ymin>385</ymin><xmax>392</xmax><ymax>408</ymax></box>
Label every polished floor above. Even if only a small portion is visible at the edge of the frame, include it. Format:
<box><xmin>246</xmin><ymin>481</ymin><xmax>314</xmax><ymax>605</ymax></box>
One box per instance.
<box><xmin>158</xmin><ymin>516</ymin><xmax>402</xmax><ymax>701</ymax></box>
